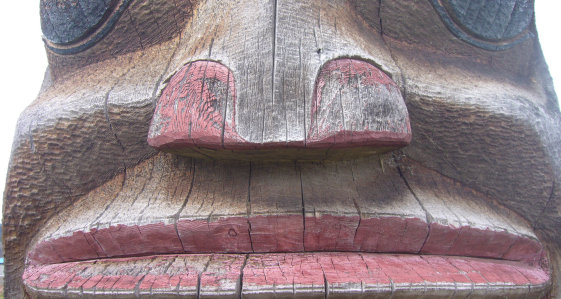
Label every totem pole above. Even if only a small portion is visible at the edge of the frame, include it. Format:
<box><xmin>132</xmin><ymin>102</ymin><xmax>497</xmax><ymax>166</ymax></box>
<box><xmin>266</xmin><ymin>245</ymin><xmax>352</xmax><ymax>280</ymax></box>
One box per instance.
<box><xmin>4</xmin><ymin>0</ymin><xmax>561</xmax><ymax>298</ymax></box>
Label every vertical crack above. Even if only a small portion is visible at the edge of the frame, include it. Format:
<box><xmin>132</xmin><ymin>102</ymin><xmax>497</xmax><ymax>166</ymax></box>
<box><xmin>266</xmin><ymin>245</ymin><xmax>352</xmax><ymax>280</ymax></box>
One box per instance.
<box><xmin>350</xmin><ymin>164</ymin><xmax>362</xmax><ymax>247</ymax></box>
<box><xmin>28</xmin><ymin>122</ymin><xmax>36</xmax><ymax>153</ymax></box>
<box><xmin>299</xmin><ymin>38</ymin><xmax>307</xmax><ymax>143</ymax></box>
<box><xmin>396</xmin><ymin>163</ymin><xmax>431</xmax><ymax>224</ymax></box>
<box><xmin>196</xmin><ymin>272</ymin><xmax>201</xmax><ymax>299</ymax></box>
<box><xmin>221</xmin><ymin>68</ymin><xmax>231</xmax><ymax>147</ymax></box>
<box><xmin>70</xmin><ymin>262</ymin><xmax>94</xmax><ymax>296</ymax></box>
<box><xmin>395</xmin><ymin>158</ymin><xmax>432</xmax><ymax>253</ymax></box>
<box><xmin>262</xmin><ymin>0</ymin><xmax>279</xmax><ymax>143</ymax></box>
<box><xmin>238</xmin><ymin>254</ymin><xmax>249</xmax><ymax>298</ymax></box>
<box><xmin>104</xmin><ymin>82</ymin><xmax>126</xmax><ymax>155</ymax></box>
<box><xmin>197</xmin><ymin>256</ymin><xmax>213</xmax><ymax>299</ymax></box>
<box><xmin>247</xmin><ymin>162</ymin><xmax>253</xmax><ymax>216</ymax></box>
<box><xmin>91</xmin><ymin>172</ymin><xmax>126</xmax><ymax>229</ymax></box>
<box><xmin>534</xmin><ymin>181</ymin><xmax>556</xmax><ymax>230</ymax></box>
<box><xmin>378</xmin><ymin>0</ymin><xmax>408</xmax><ymax>99</ymax></box>
<box><xmin>127</xmin><ymin>10</ymin><xmax>144</xmax><ymax>50</ymax></box>
<box><xmin>103</xmin><ymin>53</ymin><xmax>141</xmax><ymax>175</ymax></box>
<box><xmin>134</xmin><ymin>274</ymin><xmax>147</xmax><ymax>298</ymax></box>
<box><xmin>272</xmin><ymin>0</ymin><xmax>278</xmax><ymax>103</ymax></box>
<box><xmin>378</xmin><ymin>0</ymin><xmax>383</xmax><ymax>35</ymax></box>
<box><xmin>128</xmin><ymin>161</ymin><xmax>154</xmax><ymax>208</ymax></box>
<box><xmin>247</xmin><ymin>162</ymin><xmax>255</xmax><ymax>252</ymax></box>
<box><xmin>151</xmin><ymin>36</ymin><xmax>182</xmax><ymax>109</ymax></box>
<box><xmin>283</xmin><ymin>71</ymin><xmax>288</xmax><ymax>143</ymax></box>
<box><xmin>173</xmin><ymin>160</ymin><xmax>197</xmax><ymax>251</ymax></box>
<box><xmin>89</xmin><ymin>233</ymin><xmax>108</xmax><ymax>258</ymax></box>
<box><xmin>323</xmin><ymin>270</ymin><xmax>328</xmax><ymax>299</ymax></box>
<box><xmin>298</xmin><ymin>163</ymin><xmax>306</xmax><ymax>251</ymax></box>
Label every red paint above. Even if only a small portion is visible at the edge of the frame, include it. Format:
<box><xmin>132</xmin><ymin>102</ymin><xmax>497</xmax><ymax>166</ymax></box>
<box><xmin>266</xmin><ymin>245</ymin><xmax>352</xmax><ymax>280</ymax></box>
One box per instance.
<box><xmin>177</xmin><ymin>273</ymin><xmax>199</xmax><ymax>295</ymax></box>
<box><xmin>91</xmin><ymin>223</ymin><xmax>184</xmax><ymax>257</ymax></box>
<box><xmin>249</xmin><ymin>214</ymin><xmax>304</xmax><ymax>252</ymax></box>
<box><xmin>148</xmin><ymin>61</ymin><xmax>244</xmax><ymax>150</ymax></box>
<box><xmin>28</xmin><ymin>215</ymin><xmax>543</xmax><ymax>266</ymax></box>
<box><xmin>81</xmin><ymin>274</ymin><xmax>104</xmax><ymax>290</ymax></box>
<box><xmin>204</xmin><ymin>254</ymin><xmax>245</xmax><ymax>292</ymax></box>
<box><xmin>503</xmin><ymin>236</ymin><xmax>544</xmax><ymax>265</ymax></box>
<box><xmin>421</xmin><ymin>223</ymin><xmax>544</xmax><ymax>264</ymax></box>
<box><xmin>139</xmin><ymin>274</ymin><xmax>159</xmax><ymax>290</ymax></box>
<box><xmin>465</xmin><ymin>258</ymin><xmax>529</xmax><ymax>284</ymax></box>
<box><xmin>47</xmin><ymin>231</ymin><xmax>100</xmax><ymax>262</ymax></box>
<box><xmin>308</xmin><ymin>58</ymin><xmax>411</xmax><ymax>148</ymax></box>
<box><xmin>304</xmin><ymin>215</ymin><xmax>360</xmax><ymax>251</ymax></box>
<box><xmin>353</xmin><ymin>216</ymin><xmax>428</xmax><ymax>253</ymax></box>
<box><xmin>448</xmin><ymin>226</ymin><xmax>518</xmax><ymax>259</ymax></box>
<box><xmin>419</xmin><ymin>256</ymin><xmax>472</xmax><ymax>283</ymax></box>
<box><xmin>420</xmin><ymin>223</ymin><xmax>461</xmax><ymax>255</ymax></box>
<box><xmin>374</xmin><ymin>255</ymin><xmax>425</xmax><ymax>284</ymax></box>
<box><xmin>177</xmin><ymin>217</ymin><xmax>253</xmax><ymax>253</ymax></box>
<box><xmin>111</xmin><ymin>275</ymin><xmax>143</xmax><ymax>291</ymax></box>
<box><xmin>244</xmin><ymin>253</ymin><xmax>325</xmax><ymax>291</ymax></box>
<box><xmin>24</xmin><ymin>253</ymin><xmax>549</xmax><ymax>296</ymax></box>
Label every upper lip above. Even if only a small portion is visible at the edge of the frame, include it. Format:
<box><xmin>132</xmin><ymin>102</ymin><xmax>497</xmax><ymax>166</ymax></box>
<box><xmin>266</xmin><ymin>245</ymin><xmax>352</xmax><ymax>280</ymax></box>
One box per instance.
<box><xmin>28</xmin><ymin>153</ymin><xmax>544</xmax><ymax>266</ymax></box>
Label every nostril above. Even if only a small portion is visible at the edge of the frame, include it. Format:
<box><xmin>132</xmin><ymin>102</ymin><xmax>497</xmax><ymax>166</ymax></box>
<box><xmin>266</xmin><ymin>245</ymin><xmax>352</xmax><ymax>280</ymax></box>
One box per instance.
<box><xmin>307</xmin><ymin>58</ymin><xmax>411</xmax><ymax>149</ymax></box>
<box><xmin>148</xmin><ymin>60</ymin><xmax>243</xmax><ymax>151</ymax></box>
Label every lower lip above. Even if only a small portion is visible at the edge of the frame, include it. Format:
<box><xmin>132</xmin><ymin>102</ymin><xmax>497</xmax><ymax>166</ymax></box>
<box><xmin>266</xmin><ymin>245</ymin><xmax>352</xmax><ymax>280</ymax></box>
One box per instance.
<box><xmin>24</xmin><ymin>252</ymin><xmax>549</xmax><ymax>298</ymax></box>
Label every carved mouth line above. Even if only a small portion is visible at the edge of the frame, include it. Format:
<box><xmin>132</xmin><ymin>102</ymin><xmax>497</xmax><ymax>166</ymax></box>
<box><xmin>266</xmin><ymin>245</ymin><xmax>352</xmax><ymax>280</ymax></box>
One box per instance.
<box><xmin>24</xmin><ymin>252</ymin><xmax>549</xmax><ymax>298</ymax></box>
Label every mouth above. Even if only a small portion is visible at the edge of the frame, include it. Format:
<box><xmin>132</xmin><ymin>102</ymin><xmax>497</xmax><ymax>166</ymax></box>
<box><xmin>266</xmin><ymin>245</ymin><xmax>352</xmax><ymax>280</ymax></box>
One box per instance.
<box><xmin>24</xmin><ymin>153</ymin><xmax>550</xmax><ymax>297</ymax></box>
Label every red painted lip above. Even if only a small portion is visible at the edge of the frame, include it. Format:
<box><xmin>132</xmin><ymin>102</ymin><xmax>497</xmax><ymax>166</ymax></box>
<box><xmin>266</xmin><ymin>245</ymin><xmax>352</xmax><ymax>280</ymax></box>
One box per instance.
<box><xmin>24</xmin><ymin>253</ymin><xmax>549</xmax><ymax>297</ymax></box>
<box><xmin>28</xmin><ymin>214</ymin><xmax>543</xmax><ymax>265</ymax></box>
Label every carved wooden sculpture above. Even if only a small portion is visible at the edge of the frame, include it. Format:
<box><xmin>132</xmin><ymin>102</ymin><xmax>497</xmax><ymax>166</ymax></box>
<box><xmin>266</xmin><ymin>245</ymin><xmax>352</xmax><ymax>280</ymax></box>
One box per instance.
<box><xmin>3</xmin><ymin>0</ymin><xmax>561</xmax><ymax>297</ymax></box>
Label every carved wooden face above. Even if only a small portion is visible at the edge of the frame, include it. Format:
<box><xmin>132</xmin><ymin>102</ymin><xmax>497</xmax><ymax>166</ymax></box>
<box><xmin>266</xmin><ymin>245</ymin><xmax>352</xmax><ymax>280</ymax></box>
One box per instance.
<box><xmin>4</xmin><ymin>0</ymin><xmax>561</xmax><ymax>297</ymax></box>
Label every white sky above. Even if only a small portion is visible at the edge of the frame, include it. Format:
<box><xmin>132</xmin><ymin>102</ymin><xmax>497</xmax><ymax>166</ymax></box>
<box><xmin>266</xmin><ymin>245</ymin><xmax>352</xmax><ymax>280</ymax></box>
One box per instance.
<box><xmin>0</xmin><ymin>2</ymin><xmax>559</xmax><ymax>216</ymax></box>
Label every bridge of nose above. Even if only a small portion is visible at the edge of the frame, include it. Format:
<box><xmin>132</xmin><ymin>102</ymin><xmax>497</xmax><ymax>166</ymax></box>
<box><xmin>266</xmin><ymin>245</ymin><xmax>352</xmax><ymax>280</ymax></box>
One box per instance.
<box><xmin>148</xmin><ymin>0</ymin><xmax>409</xmax><ymax>160</ymax></box>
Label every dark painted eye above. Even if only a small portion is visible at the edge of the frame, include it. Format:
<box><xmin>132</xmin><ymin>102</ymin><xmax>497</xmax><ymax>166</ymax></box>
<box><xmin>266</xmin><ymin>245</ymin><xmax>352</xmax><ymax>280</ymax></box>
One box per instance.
<box><xmin>41</xmin><ymin>0</ymin><xmax>115</xmax><ymax>44</ymax></box>
<box><xmin>40</xmin><ymin>0</ymin><xmax>133</xmax><ymax>55</ymax></box>
<box><xmin>431</xmin><ymin>0</ymin><xmax>534</xmax><ymax>50</ymax></box>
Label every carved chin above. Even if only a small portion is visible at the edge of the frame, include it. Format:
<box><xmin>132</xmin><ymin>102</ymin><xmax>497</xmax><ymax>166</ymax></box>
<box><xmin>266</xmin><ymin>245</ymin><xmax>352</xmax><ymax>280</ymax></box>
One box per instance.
<box><xmin>24</xmin><ymin>153</ymin><xmax>550</xmax><ymax>297</ymax></box>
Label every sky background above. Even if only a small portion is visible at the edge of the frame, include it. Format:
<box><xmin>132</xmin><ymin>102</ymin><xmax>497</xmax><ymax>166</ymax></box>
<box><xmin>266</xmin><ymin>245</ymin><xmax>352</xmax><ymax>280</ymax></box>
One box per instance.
<box><xmin>0</xmin><ymin>2</ymin><xmax>559</xmax><ymax>216</ymax></box>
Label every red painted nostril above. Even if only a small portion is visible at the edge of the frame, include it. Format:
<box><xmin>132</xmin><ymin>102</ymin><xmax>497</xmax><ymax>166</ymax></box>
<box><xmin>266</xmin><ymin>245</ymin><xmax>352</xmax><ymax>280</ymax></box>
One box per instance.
<box><xmin>148</xmin><ymin>60</ymin><xmax>243</xmax><ymax>150</ymax></box>
<box><xmin>307</xmin><ymin>58</ymin><xmax>411</xmax><ymax>148</ymax></box>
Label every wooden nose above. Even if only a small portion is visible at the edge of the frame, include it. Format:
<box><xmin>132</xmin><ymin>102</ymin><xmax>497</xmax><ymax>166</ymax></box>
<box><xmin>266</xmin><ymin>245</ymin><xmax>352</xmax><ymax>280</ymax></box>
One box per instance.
<box><xmin>148</xmin><ymin>59</ymin><xmax>411</xmax><ymax>161</ymax></box>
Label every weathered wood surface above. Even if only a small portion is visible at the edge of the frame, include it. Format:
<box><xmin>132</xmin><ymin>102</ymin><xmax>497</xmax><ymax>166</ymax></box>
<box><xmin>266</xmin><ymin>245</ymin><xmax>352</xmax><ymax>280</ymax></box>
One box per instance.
<box><xmin>177</xmin><ymin>159</ymin><xmax>251</xmax><ymax>253</ymax></box>
<box><xmin>248</xmin><ymin>161</ymin><xmax>304</xmax><ymax>252</ymax></box>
